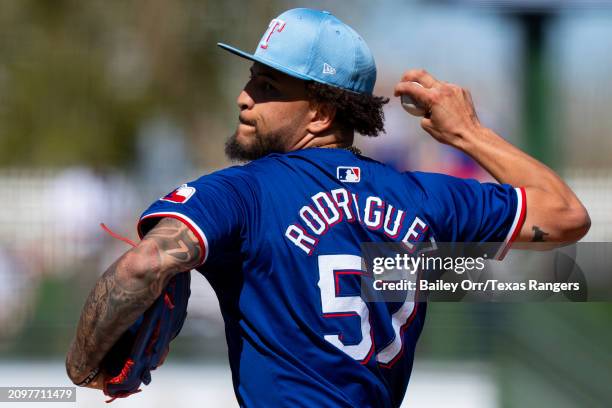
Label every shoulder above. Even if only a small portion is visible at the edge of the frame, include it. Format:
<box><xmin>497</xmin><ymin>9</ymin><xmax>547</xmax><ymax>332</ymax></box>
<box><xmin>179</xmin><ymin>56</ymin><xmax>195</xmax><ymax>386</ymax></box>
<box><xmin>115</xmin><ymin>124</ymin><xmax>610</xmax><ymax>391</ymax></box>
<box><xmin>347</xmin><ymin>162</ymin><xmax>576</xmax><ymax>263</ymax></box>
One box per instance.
<box><xmin>189</xmin><ymin>164</ymin><xmax>261</xmax><ymax>195</ymax></box>
<box><xmin>193</xmin><ymin>156</ymin><xmax>289</xmax><ymax>182</ymax></box>
<box><xmin>405</xmin><ymin>171</ymin><xmax>481</xmax><ymax>196</ymax></box>
<box><xmin>193</xmin><ymin>164</ymin><xmax>253</xmax><ymax>183</ymax></box>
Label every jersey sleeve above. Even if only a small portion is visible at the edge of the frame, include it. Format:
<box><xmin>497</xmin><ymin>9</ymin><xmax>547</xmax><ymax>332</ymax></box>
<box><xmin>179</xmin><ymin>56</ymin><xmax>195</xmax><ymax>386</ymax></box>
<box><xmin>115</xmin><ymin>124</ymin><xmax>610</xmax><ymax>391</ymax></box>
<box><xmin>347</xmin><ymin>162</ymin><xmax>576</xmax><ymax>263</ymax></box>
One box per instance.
<box><xmin>137</xmin><ymin>167</ymin><xmax>256</xmax><ymax>267</ymax></box>
<box><xmin>410</xmin><ymin>172</ymin><xmax>526</xmax><ymax>260</ymax></box>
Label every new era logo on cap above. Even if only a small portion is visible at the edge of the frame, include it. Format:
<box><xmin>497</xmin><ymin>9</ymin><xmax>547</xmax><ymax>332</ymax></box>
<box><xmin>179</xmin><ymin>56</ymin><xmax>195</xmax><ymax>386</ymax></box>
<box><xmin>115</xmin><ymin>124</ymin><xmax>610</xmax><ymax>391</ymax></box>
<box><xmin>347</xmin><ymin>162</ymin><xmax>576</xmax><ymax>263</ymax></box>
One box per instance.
<box><xmin>161</xmin><ymin>184</ymin><xmax>196</xmax><ymax>204</ymax></box>
<box><xmin>337</xmin><ymin>166</ymin><xmax>360</xmax><ymax>183</ymax></box>
<box><xmin>322</xmin><ymin>63</ymin><xmax>336</xmax><ymax>75</ymax></box>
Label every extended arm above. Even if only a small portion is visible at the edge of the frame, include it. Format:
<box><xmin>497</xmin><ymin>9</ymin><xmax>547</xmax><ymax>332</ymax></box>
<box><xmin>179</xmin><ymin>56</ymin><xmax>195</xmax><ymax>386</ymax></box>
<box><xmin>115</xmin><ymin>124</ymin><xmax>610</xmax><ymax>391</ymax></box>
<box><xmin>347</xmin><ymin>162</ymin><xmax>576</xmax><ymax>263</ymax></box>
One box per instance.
<box><xmin>395</xmin><ymin>69</ymin><xmax>590</xmax><ymax>246</ymax></box>
<box><xmin>65</xmin><ymin>217</ymin><xmax>202</xmax><ymax>388</ymax></box>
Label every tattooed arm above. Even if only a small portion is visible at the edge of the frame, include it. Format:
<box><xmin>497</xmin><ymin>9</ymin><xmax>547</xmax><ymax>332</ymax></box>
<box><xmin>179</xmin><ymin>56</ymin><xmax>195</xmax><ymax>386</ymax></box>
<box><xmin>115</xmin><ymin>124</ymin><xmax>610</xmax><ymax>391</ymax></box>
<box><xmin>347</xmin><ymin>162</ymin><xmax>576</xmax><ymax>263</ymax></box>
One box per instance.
<box><xmin>65</xmin><ymin>217</ymin><xmax>202</xmax><ymax>388</ymax></box>
<box><xmin>395</xmin><ymin>69</ymin><xmax>591</xmax><ymax>246</ymax></box>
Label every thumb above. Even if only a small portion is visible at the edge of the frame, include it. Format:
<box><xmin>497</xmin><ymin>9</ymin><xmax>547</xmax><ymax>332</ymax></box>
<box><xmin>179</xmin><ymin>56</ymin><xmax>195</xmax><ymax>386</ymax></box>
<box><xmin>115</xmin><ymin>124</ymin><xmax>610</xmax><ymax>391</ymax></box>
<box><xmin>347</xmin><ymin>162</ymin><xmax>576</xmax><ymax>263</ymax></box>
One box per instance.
<box><xmin>420</xmin><ymin>118</ymin><xmax>434</xmax><ymax>133</ymax></box>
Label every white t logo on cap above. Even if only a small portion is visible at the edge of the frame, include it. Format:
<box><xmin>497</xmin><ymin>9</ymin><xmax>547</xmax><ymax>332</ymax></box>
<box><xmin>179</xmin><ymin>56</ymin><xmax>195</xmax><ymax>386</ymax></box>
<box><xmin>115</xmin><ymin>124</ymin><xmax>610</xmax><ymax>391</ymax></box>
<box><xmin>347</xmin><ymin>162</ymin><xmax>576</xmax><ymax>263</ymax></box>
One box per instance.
<box><xmin>260</xmin><ymin>18</ymin><xmax>286</xmax><ymax>49</ymax></box>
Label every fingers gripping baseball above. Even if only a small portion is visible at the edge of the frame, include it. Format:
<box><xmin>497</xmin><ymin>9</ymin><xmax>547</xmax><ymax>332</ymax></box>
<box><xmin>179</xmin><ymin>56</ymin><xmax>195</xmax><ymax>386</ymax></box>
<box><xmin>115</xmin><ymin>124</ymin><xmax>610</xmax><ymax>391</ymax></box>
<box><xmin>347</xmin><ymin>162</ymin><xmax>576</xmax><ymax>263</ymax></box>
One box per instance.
<box><xmin>401</xmin><ymin>69</ymin><xmax>439</xmax><ymax>88</ymax></box>
<box><xmin>395</xmin><ymin>82</ymin><xmax>432</xmax><ymax>116</ymax></box>
<box><xmin>395</xmin><ymin>69</ymin><xmax>482</xmax><ymax>147</ymax></box>
<box><xmin>419</xmin><ymin>84</ymin><xmax>481</xmax><ymax>146</ymax></box>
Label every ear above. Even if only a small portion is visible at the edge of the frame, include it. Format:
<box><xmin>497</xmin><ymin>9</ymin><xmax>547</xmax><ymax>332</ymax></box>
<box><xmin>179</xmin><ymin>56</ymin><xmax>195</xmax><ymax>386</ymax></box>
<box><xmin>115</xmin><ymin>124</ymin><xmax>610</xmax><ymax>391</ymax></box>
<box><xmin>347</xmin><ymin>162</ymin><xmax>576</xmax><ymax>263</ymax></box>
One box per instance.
<box><xmin>306</xmin><ymin>102</ymin><xmax>336</xmax><ymax>135</ymax></box>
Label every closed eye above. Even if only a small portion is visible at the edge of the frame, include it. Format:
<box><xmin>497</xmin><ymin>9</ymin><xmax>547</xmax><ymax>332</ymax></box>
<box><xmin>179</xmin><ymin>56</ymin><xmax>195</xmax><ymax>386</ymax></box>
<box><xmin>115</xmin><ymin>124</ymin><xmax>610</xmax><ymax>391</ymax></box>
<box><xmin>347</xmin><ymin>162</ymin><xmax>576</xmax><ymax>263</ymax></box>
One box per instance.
<box><xmin>247</xmin><ymin>68</ymin><xmax>283</xmax><ymax>99</ymax></box>
<box><xmin>262</xmin><ymin>81</ymin><xmax>276</xmax><ymax>92</ymax></box>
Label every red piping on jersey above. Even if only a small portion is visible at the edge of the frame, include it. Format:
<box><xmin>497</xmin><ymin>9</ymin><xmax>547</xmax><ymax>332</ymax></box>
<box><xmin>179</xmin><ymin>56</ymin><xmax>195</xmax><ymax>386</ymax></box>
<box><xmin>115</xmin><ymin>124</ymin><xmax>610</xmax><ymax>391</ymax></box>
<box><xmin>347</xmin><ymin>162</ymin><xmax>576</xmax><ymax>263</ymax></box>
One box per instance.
<box><xmin>323</xmin><ymin>312</ymin><xmax>359</xmax><ymax>318</ymax></box>
<box><xmin>378</xmin><ymin>268</ymin><xmax>423</xmax><ymax>369</ymax></box>
<box><xmin>360</xmin><ymin>326</ymin><xmax>376</xmax><ymax>365</ymax></box>
<box><xmin>498</xmin><ymin>187</ymin><xmax>527</xmax><ymax>260</ymax></box>
<box><xmin>378</xmin><ymin>301</ymin><xmax>419</xmax><ymax>369</ymax></box>
<box><xmin>334</xmin><ymin>270</ymin><xmax>367</xmax><ymax>297</ymax></box>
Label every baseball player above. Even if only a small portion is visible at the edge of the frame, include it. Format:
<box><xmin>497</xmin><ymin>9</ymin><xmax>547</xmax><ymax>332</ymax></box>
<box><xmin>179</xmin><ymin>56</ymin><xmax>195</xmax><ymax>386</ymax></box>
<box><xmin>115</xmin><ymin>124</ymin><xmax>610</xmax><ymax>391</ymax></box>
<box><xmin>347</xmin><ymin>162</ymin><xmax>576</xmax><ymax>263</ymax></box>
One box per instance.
<box><xmin>66</xmin><ymin>8</ymin><xmax>590</xmax><ymax>407</ymax></box>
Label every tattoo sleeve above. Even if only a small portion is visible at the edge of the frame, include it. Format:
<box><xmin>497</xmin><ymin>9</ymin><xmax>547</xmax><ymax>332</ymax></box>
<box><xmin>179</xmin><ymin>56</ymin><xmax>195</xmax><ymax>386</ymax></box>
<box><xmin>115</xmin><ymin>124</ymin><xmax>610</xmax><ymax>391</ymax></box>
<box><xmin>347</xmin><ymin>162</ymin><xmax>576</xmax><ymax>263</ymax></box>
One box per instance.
<box><xmin>65</xmin><ymin>217</ymin><xmax>202</xmax><ymax>384</ymax></box>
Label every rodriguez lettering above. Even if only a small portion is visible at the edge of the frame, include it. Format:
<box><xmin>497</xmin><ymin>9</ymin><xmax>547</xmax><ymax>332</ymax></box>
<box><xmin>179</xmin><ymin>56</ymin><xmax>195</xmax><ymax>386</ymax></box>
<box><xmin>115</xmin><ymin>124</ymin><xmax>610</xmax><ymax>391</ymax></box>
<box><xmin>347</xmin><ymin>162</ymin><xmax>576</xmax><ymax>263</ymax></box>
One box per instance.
<box><xmin>285</xmin><ymin>188</ymin><xmax>431</xmax><ymax>254</ymax></box>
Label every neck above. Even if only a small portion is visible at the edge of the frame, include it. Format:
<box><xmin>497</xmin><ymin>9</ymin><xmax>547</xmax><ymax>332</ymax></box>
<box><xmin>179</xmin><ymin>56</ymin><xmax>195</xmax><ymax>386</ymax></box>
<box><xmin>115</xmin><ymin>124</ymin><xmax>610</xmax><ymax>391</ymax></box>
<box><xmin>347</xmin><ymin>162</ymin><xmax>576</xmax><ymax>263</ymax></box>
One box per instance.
<box><xmin>289</xmin><ymin>130</ymin><xmax>354</xmax><ymax>151</ymax></box>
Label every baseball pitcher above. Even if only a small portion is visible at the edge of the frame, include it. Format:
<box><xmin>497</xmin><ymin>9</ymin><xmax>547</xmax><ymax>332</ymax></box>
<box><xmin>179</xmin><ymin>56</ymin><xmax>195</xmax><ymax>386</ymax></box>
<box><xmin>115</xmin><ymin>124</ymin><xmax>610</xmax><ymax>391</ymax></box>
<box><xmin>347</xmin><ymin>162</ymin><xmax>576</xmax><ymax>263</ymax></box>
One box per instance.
<box><xmin>66</xmin><ymin>8</ymin><xmax>590</xmax><ymax>407</ymax></box>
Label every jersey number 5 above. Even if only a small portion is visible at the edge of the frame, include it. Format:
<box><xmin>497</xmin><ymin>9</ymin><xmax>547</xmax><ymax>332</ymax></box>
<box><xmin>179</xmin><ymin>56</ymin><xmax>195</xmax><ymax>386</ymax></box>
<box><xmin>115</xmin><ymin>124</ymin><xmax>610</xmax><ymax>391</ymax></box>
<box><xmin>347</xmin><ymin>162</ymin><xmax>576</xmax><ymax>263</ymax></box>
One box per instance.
<box><xmin>317</xmin><ymin>254</ymin><xmax>417</xmax><ymax>367</ymax></box>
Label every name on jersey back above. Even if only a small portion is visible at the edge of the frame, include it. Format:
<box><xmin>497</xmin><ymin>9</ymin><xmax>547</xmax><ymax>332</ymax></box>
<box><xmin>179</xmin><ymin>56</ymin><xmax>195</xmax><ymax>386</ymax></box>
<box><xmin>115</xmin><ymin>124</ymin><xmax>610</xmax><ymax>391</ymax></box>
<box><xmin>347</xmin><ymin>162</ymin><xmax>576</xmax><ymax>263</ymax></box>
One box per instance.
<box><xmin>284</xmin><ymin>187</ymin><xmax>431</xmax><ymax>254</ymax></box>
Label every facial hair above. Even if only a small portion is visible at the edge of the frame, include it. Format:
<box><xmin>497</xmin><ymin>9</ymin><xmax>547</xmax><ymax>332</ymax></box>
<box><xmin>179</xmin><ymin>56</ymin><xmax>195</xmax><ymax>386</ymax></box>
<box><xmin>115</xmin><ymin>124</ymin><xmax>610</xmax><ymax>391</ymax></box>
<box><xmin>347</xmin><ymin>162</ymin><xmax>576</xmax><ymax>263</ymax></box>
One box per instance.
<box><xmin>225</xmin><ymin>126</ymin><xmax>289</xmax><ymax>162</ymax></box>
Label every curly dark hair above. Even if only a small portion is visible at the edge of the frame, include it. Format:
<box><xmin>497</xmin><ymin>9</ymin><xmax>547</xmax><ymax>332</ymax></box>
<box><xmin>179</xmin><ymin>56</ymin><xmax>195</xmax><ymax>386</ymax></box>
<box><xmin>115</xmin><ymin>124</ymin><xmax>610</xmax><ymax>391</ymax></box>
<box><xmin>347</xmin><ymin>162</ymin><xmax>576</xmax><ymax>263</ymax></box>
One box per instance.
<box><xmin>305</xmin><ymin>81</ymin><xmax>389</xmax><ymax>137</ymax></box>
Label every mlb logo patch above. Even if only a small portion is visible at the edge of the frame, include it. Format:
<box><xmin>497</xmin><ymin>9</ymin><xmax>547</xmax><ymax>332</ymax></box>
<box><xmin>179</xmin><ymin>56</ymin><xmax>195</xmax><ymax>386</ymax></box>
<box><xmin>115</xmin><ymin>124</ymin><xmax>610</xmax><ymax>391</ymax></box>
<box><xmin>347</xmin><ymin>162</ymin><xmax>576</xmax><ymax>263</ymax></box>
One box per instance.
<box><xmin>161</xmin><ymin>184</ymin><xmax>196</xmax><ymax>204</ymax></box>
<box><xmin>337</xmin><ymin>166</ymin><xmax>361</xmax><ymax>183</ymax></box>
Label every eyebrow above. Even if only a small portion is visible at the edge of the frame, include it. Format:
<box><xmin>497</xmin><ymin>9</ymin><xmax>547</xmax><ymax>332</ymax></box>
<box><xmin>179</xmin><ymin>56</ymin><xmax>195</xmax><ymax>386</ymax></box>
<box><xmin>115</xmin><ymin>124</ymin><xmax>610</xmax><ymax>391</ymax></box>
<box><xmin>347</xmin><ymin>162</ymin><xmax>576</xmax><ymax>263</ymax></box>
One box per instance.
<box><xmin>250</xmin><ymin>67</ymin><xmax>280</xmax><ymax>83</ymax></box>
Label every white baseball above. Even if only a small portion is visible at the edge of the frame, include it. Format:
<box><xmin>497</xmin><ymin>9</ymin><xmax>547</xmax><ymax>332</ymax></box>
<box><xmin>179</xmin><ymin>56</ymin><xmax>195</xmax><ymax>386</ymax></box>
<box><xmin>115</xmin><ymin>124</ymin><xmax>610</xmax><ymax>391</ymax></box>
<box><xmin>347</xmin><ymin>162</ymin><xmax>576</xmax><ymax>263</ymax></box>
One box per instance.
<box><xmin>400</xmin><ymin>82</ymin><xmax>427</xmax><ymax>117</ymax></box>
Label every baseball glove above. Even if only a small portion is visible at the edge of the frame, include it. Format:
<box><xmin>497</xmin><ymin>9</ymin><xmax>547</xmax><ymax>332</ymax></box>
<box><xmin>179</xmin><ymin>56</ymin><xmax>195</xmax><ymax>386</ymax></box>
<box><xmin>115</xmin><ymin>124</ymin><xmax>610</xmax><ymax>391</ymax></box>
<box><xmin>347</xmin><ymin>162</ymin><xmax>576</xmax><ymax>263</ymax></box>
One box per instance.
<box><xmin>100</xmin><ymin>268</ymin><xmax>191</xmax><ymax>402</ymax></box>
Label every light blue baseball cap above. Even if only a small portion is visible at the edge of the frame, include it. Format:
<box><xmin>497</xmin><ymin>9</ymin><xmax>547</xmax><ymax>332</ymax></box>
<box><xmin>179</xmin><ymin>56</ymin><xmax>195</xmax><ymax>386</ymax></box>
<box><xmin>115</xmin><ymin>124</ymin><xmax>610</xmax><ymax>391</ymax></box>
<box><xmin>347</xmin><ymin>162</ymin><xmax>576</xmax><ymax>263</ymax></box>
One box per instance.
<box><xmin>217</xmin><ymin>8</ymin><xmax>377</xmax><ymax>95</ymax></box>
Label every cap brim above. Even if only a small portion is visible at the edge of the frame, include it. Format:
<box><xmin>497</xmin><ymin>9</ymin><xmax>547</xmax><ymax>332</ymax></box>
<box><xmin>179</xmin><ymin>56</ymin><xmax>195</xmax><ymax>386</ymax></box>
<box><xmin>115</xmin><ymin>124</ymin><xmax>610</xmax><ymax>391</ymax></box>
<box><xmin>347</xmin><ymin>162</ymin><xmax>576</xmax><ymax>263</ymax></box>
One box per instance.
<box><xmin>217</xmin><ymin>42</ymin><xmax>313</xmax><ymax>82</ymax></box>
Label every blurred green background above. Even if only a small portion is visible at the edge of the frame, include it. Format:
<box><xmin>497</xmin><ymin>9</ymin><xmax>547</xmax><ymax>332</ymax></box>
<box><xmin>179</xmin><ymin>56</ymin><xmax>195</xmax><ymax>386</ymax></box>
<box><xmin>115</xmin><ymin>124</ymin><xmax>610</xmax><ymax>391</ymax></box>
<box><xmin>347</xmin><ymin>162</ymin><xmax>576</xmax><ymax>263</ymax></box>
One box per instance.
<box><xmin>0</xmin><ymin>1</ymin><xmax>611</xmax><ymax>407</ymax></box>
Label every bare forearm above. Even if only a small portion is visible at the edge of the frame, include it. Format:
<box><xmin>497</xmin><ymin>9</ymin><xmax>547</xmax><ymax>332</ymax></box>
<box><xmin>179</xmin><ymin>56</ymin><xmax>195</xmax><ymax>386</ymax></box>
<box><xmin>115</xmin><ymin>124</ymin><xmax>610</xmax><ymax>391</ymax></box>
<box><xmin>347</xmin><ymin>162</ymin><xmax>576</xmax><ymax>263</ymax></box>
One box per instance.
<box><xmin>65</xmin><ymin>255</ymin><xmax>163</xmax><ymax>383</ymax></box>
<box><xmin>456</xmin><ymin>126</ymin><xmax>589</xmax><ymax>243</ymax></box>
<box><xmin>394</xmin><ymin>69</ymin><xmax>590</xmax><ymax>243</ymax></box>
<box><xmin>456</xmin><ymin>126</ymin><xmax>582</xmax><ymax>208</ymax></box>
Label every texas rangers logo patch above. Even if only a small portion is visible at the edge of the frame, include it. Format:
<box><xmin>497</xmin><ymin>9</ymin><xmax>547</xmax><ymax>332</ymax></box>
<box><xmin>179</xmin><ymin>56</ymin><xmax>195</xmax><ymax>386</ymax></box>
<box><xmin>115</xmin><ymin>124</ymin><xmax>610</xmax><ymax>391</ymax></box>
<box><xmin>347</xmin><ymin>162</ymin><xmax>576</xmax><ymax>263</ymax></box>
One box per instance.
<box><xmin>337</xmin><ymin>166</ymin><xmax>361</xmax><ymax>183</ymax></box>
<box><xmin>260</xmin><ymin>18</ymin><xmax>286</xmax><ymax>49</ymax></box>
<box><xmin>161</xmin><ymin>184</ymin><xmax>195</xmax><ymax>204</ymax></box>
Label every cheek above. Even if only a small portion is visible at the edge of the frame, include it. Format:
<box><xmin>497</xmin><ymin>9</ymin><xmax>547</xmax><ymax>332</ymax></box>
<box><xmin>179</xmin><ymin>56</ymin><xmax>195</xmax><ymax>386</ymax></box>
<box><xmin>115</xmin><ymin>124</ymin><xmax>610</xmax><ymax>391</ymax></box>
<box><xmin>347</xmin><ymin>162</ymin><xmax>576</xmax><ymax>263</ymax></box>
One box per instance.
<box><xmin>266</xmin><ymin>102</ymin><xmax>310</xmax><ymax>132</ymax></box>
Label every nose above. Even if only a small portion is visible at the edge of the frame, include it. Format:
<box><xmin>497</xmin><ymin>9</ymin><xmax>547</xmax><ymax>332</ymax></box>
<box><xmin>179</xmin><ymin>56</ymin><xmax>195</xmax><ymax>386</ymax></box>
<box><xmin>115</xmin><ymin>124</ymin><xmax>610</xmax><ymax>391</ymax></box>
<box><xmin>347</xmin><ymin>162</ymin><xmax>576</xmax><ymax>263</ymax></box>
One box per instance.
<box><xmin>237</xmin><ymin>88</ymin><xmax>254</xmax><ymax>111</ymax></box>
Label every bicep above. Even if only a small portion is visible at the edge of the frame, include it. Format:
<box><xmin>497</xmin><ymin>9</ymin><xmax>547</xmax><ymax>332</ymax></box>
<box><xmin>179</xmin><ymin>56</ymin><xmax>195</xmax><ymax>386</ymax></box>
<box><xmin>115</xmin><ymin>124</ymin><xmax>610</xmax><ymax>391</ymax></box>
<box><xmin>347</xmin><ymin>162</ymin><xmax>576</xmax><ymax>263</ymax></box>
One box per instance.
<box><xmin>515</xmin><ymin>187</ymin><xmax>589</xmax><ymax>247</ymax></box>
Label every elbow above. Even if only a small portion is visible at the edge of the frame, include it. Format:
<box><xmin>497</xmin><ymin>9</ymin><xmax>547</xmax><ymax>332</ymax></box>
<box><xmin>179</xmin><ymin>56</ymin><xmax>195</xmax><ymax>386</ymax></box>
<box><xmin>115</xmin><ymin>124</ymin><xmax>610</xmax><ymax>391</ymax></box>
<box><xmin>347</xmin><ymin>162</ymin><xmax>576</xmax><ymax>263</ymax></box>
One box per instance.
<box><xmin>562</xmin><ymin>206</ymin><xmax>591</xmax><ymax>243</ymax></box>
<box><xmin>121</xmin><ymin>242</ymin><xmax>159</xmax><ymax>279</ymax></box>
<box><xmin>577</xmin><ymin>208</ymin><xmax>591</xmax><ymax>239</ymax></box>
<box><xmin>118</xmin><ymin>243</ymin><xmax>165</xmax><ymax>296</ymax></box>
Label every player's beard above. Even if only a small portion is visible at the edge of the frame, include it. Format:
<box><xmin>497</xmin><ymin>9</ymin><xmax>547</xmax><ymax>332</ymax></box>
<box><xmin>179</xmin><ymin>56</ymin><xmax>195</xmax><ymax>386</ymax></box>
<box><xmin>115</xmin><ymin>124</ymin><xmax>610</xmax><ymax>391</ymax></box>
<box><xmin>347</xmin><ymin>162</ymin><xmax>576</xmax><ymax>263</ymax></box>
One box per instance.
<box><xmin>225</xmin><ymin>128</ymin><xmax>288</xmax><ymax>162</ymax></box>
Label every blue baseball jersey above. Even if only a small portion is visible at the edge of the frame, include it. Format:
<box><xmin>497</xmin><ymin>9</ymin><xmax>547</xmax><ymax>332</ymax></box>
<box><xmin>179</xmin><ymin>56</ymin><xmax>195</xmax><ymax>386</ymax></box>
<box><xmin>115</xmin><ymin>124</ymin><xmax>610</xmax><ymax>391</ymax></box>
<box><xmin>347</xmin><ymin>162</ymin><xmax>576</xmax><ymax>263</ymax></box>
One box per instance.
<box><xmin>137</xmin><ymin>148</ymin><xmax>526</xmax><ymax>408</ymax></box>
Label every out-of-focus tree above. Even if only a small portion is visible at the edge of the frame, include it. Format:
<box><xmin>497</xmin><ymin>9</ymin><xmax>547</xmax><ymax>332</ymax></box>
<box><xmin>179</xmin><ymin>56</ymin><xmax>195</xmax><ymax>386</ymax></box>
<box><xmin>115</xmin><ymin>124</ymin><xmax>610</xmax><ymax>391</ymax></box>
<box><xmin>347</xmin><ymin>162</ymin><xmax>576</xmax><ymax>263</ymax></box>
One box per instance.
<box><xmin>0</xmin><ymin>0</ymin><xmax>279</xmax><ymax>169</ymax></box>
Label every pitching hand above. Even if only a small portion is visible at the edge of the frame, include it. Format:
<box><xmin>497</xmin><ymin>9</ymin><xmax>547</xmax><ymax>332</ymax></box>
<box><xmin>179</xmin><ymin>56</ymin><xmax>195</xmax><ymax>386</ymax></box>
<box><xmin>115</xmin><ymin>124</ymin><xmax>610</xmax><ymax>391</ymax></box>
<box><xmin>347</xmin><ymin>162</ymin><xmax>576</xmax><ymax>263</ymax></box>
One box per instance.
<box><xmin>394</xmin><ymin>69</ymin><xmax>482</xmax><ymax>148</ymax></box>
